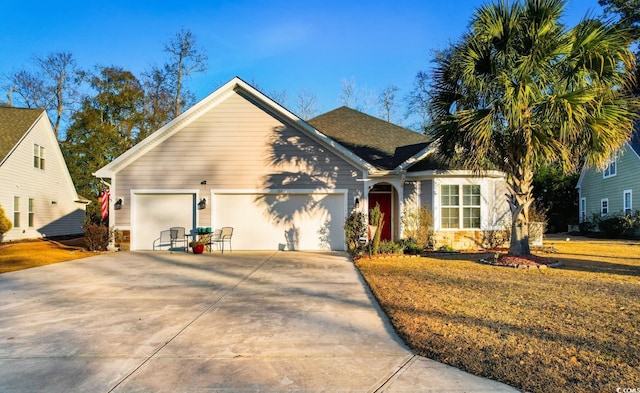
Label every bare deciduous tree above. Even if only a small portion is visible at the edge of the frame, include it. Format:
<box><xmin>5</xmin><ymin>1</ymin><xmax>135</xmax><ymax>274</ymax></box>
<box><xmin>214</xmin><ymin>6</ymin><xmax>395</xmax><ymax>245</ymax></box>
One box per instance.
<box><xmin>163</xmin><ymin>28</ymin><xmax>207</xmax><ymax>117</ymax></box>
<box><xmin>377</xmin><ymin>85</ymin><xmax>399</xmax><ymax>123</ymax></box>
<box><xmin>296</xmin><ymin>89</ymin><xmax>318</xmax><ymax>120</ymax></box>
<box><xmin>405</xmin><ymin>71</ymin><xmax>431</xmax><ymax>134</ymax></box>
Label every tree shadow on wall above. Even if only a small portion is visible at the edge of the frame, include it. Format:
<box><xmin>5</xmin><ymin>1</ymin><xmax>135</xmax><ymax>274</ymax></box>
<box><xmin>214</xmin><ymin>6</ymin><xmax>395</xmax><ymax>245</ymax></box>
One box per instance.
<box><xmin>255</xmin><ymin>125</ymin><xmax>340</xmax><ymax>250</ymax></box>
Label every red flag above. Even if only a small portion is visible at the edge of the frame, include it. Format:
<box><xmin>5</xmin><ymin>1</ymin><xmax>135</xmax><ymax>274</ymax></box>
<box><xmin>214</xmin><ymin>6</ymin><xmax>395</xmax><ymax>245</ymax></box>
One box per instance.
<box><xmin>101</xmin><ymin>188</ymin><xmax>110</xmax><ymax>220</ymax></box>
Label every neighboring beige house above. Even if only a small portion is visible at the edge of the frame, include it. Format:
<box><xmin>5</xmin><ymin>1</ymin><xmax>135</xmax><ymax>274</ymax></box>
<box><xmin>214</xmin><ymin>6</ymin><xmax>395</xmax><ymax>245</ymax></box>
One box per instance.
<box><xmin>0</xmin><ymin>107</ymin><xmax>86</xmax><ymax>241</ymax></box>
<box><xmin>95</xmin><ymin>77</ymin><xmax>509</xmax><ymax>251</ymax></box>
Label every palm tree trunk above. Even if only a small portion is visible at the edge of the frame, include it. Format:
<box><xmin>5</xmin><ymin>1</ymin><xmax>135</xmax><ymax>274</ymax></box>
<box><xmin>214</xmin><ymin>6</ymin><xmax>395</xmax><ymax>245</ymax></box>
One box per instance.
<box><xmin>506</xmin><ymin>165</ymin><xmax>534</xmax><ymax>256</ymax></box>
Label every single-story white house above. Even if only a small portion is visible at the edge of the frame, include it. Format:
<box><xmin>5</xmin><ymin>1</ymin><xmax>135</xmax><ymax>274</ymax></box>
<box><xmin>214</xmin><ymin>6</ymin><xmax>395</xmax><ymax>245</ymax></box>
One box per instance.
<box><xmin>94</xmin><ymin>77</ymin><xmax>509</xmax><ymax>251</ymax></box>
<box><xmin>0</xmin><ymin>107</ymin><xmax>86</xmax><ymax>241</ymax></box>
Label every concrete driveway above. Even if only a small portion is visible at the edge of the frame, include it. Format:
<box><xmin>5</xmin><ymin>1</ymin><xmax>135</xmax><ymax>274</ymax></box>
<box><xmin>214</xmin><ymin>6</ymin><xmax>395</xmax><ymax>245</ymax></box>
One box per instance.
<box><xmin>0</xmin><ymin>251</ymin><xmax>517</xmax><ymax>392</ymax></box>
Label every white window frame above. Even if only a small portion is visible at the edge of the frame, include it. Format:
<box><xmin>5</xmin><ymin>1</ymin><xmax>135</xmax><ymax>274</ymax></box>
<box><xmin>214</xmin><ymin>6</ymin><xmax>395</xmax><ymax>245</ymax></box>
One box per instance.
<box><xmin>28</xmin><ymin>198</ymin><xmax>35</xmax><ymax>228</ymax></box>
<box><xmin>580</xmin><ymin>197</ymin><xmax>587</xmax><ymax>222</ymax></box>
<box><xmin>13</xmin><ymin>196</ymin><xmax>20</xmax><ymax>228</ymax></box>
<box><xmin>603</xmin><ymin>158</ymin><xmax>616</xmax><ymax>178</ymax></box>
<box><xmin>623</xmin><ymin>190</ymin><xmax>632</xmax><ymax>216</ymax></box>
<box><xmin>33</xmin><ymin>144</ymin><xmax>45</xmax><ymax>170</ymax></box>
<box><xmin>439</xmin><ymin>183</ymin><xmax>482</xmax><ymax>230</ymax></box>
<box><xmin>601</xmin><ymin>198</ymin><xmax>609</xmax><ymax>216</ymax></box>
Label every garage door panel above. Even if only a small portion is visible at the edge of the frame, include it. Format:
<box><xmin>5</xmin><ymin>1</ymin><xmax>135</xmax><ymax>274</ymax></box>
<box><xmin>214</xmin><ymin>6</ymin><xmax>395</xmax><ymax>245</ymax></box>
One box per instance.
<box><xmin>133</xmin><ymin>194</ymin><xmax>195</xmax><ymax>250</ymax></box>
<box><xmin>214</xmin><ymin>193</ymin><xmax>345</xmax><ymax>251</ymax></box>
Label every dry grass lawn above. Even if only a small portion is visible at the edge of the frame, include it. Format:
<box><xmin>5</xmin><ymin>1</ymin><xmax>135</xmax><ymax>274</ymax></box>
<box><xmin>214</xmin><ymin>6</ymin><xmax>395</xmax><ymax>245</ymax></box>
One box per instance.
<box><xmin>0</xmin><ymin>238</ymin><xmax>104</xmax><ymax>274</ymax></box>
<box><xmin>356</xmin><ymin>237</ymin><xmax>640</xmax><ymax>393</ymax></box>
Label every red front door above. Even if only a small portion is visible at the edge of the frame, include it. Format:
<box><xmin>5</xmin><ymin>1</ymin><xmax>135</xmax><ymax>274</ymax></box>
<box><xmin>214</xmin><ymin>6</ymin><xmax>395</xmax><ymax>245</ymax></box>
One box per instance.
<box><xmin>368</xmin><ymin>192</ymin><xmax>392</xmax><ymax>241</ymax></box>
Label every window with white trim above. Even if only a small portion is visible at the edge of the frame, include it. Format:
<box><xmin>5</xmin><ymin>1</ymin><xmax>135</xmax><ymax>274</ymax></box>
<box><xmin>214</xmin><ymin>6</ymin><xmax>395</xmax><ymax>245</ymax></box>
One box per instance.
<box><xmin>624</xmin><ymin>190</ymin><xmax>632</xmax><ymax>216</ymax></box>
<box><xmin>441</xmin><ymin>184</ymin><xmax>481</xmax><ymax>229</ymax></box>
<box><xmin>28</xmin><ymin>198</ymin><xmax>35</xmax><ymax>227</ymax></box>
<box><xmin>462</xmin><ymin>185</ymin><xmax>481</xmax><ymax>228</ymax></box>
<box><xmin>13</xmin><ymin>196</ymin><xmax>20</xmax><ymax>228</ymax></box>
<box><xmin>33</xmin><ymin>144</ymin><xmax>45</xmax><ymax>170</ymax></box>
<box><xmin>601</xmin><ymin>198</ymin><xmax>609</xmax><ymax>216</ymax></box>
<box><xmin>580</xmin><ymin>197</ymin><xmax>586</xmax><ymax>222</ymax></box>
<box><xmin>603</xmin><ymin>158</ymin><xmax>616</xmax><ymax>178</ymax></box>
<box><xmin>441</xmin><ymin>185</ymin><xmax>460</xmax><ymax>229</ymax></box>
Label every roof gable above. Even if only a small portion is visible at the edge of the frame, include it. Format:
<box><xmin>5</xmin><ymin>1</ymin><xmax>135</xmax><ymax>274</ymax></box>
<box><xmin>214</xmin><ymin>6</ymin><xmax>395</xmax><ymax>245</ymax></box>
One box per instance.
<box><xmin>95</xmin><ymin>77</ymin><xmax>372</xmax><ymax>178</ymax></box>
<box><xmin>308</xmin><ymin>107</ymin><xmax>432</xmax><ymax>170</ymax></box>
<box><xmin>0</xmin><ymin>107</ymin><xmax>44</xmax><ymax>165</ymax></box>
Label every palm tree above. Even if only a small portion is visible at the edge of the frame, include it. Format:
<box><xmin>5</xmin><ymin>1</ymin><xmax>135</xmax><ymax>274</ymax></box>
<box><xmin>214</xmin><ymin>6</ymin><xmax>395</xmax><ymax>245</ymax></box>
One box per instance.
<box><xmin>429</xmin><ymin>0</ymin><xmax>638</xmax><ymax>256</ymax></box>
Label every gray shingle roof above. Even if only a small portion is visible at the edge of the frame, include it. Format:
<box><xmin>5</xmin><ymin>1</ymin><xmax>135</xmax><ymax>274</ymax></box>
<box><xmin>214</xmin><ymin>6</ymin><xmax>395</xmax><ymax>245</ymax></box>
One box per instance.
<box><xmin>0</xmin><ymin>107</ymin><xmax>43</xmax><ymax>164</ymax></box>
<box><xmin>308</xmin><ymin>107</ymin><xmax>433</xmax><ymax>170</ymax></box>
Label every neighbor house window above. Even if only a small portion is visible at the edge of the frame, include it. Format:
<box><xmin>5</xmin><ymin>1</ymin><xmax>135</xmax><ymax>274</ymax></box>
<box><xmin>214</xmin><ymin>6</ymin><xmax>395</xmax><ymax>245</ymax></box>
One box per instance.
<box><xmin>603</xmin><ymin>158</ymin><xmax>616</xmax><ymax>178</ymax></box>
<box><xmin>34</xmin><ymin>144</ymin><xmax>45</xmax><ymax>169</ymax></box>
<box><xmin>441</xmin><ymin>184</ymin><xmax>481</xmax><ymax>229</ymax></box>
<box><xmin>624</xmin><ymin>190</ymin><xmax>632</xmax><ymax>216</ymax></box>
<box><xmin>28</xmin><ymin>198</ymin><xmax>34</xmax><ymax>227</ymax></box>
<box><xmin>13</xmin><ymin>196</ymin><xmax>20</xmax><ymax>227</ymax></box>
<box><xmin>601</xmin><ymin>198</ymin><xmax>609</xmax><ymax>216</ymax></box>
<box><xmin>441</xmin><ymin>185</ymin><xmax>460</xmax><ymax>228</ymax></box>
<box><xmin>580</xmin><ymin>197</ymin><xmax>587</xmax><ymax>222</ymax></box>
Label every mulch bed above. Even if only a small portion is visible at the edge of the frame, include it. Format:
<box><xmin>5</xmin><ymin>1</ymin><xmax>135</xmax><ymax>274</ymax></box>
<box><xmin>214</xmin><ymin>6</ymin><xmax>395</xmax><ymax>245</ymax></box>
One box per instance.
<box><xmin>479</xmin><ymin>253</ymin><xmax>563</xmax><ymax>269</ymax></box>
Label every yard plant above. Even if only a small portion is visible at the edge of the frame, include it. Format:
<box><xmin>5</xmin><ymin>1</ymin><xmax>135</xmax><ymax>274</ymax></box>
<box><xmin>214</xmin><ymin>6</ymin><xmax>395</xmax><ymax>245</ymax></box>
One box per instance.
<box><xmin>429</xmin><ymin>0</ymin><xmax>639</xmax><ymax>256</ymax></box>
<box><xmin>356</xmin><ymin>238</ymin><xmax>640</xmax><ymax>392</ymax></box>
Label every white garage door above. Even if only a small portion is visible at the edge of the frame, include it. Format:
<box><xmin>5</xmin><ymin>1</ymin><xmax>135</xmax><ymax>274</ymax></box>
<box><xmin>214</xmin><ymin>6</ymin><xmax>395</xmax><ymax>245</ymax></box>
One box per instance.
<box><xmin>132</xmin><ymin>193</ymin><xmax>195</xmax><ymax>250</ymax></box>
<box><xmin>213</xmin><ymin>192</ymin><xmax>345</xmax><ymax>251</ymax></box>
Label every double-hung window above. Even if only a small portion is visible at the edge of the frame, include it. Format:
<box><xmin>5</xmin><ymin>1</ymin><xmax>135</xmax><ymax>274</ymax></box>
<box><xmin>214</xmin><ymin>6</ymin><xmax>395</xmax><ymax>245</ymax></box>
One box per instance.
<box><xmin>441</xmin><ymin>185</ymin><xmax>460</xmax><ymax>228</ymax></box>
<box><xmin>441</xmin><ymin>184</ymin><xmax>481</xmax><ymax>229</ymax></box>
<box><xmin>34</xmin><ymin>144</ymin><xmax>45</xmax><ymax>170</ymax></box>
<box><xmin>624</xmin><ymin>190</ymin><xmax>632</xmax><ymax>216</ymax></box>
<box><xmin>603</xmin><ymin>158</ymin><xmax>616</xmax><ymax>178</ymax></box>
<box><xmin>462</xmin><ymin>185</ymin><xmax>481</xmax><ymax>228</ymax></box>
<box><xmin>580</xmin><ymin>198</ymin><xmax>587</xmax><ymax>222</ymax></box>
<box><xmin>601</xmin><ymin>198</ymin><xmax>609</xmax><ymax>216</ymax></box>
<box><xmin>13</xmin><ymin>196</ymin><xmax>20</xmax><ymax>228</ymax></box>
<box><xmin>28</xmin><ymin>198</ymin><xmax>35</xmax><ymax>227</ymax></box>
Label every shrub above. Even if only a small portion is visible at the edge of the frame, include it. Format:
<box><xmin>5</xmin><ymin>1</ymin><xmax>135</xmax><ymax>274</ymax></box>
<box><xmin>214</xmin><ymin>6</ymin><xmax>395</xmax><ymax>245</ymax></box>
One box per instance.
<box><xmin>344</xmin><ymin>211</ymin><xmax>367</xmax><ymax>256</ymax></box>
<box><xmin>84</xmin><ymin>223</ymin><xmax>110</xmax><ymax>251</ymax></box>
<box><xmin>578</xmin><ymin>220</ymin><xmax>594</xmax><ymax>235</ymax></box>
<box><xmin>377</xmin><ymin>240</ymin><xmax>403</xmax><ymax>255</ymax></box>
<box><xmin>0</xmin><ymin>204</ymin><xmax>12</xmax><ymax>237</ymax></box>
<box><xmin>401</xmin><ymin>205</ymin><xmax>433</xmax><ymax>250</ymax></box>
<box><xmin>598</xmin><ymin>215</ymin><xmax>638</xmax><ymax>238</ymax></box>
<box><xmin>398</xmin><ymin>238</ymin><xmax>423</xmax><ymax>255</ymax></box>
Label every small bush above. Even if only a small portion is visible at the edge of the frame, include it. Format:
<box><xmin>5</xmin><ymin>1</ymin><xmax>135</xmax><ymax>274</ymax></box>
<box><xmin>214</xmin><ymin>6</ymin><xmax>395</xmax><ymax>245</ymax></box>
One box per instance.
<box><xmin>377</xmin><ymin>240</ymin><xmax>403</xmax><ymax>255</ymax></box>
<box><xmin>84</xmin><ymin>223</ymin><xmax>110</xmax><ymax>251</ymax></box>
<box><xmin>438</xmin><ymin>244</ymin><xmax>456</xmax><ymax>252</ymax></box>
<box><xmin>0</xmin><ymin>204</ymin><xmax>12</xmax><ymax>237</ymax></box>
<box><xmin>398</xmin><ymin>238</ymin><xmax>423</xmax><ymax>255</ymax></box>
<box><xmin>401</xmin><ymin>205</ymin><xmax>433</xmax><ymax>250</ymax></box>
<box><xmin>578</xmin><ymin>220</ymin><xmax>594</xmax><ymax>235</ymax></box>
<box><xmin>598</xmin><ymin>215</ymin><xmax>637</xmax><ymax>238</ymax></box>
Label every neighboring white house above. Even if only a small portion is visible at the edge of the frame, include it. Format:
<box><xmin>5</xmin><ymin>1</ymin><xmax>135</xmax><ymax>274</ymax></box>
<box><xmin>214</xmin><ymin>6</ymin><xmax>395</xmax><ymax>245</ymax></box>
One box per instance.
<box><xmin>0</xmin><ymin>107</ymin><xmax>86</xmax><ymax>241</ymax></box>
<box><xmin>94</xmin><ymin>77</ymin><xmax>509</xmax><ymax>251</ymax></box>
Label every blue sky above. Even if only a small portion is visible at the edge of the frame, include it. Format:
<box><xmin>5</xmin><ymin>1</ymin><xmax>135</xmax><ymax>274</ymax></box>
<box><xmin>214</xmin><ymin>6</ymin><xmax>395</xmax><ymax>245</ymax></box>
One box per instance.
<box><xmin>2</xmin><ymin>0</ymin><xmax>603</xmax><ymax>125</ymax></box>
